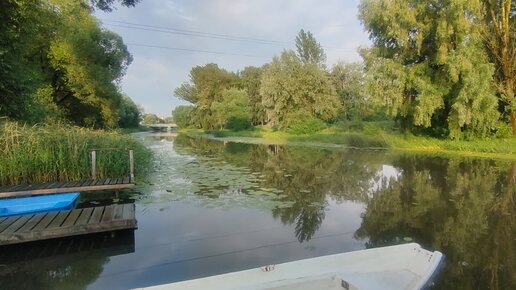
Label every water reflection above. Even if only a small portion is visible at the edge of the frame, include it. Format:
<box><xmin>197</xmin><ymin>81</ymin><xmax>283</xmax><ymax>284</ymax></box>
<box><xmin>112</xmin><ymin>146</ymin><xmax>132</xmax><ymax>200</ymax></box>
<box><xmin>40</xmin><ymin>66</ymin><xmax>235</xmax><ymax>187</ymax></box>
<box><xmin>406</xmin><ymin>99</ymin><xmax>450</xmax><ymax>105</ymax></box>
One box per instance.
<box><xmin>171</xmin><ymin>135</ymin><xmax>516</xmax><ymax>289</ymax></box>
<box><xmin>0</xmin><ymin>133</ymin><xmax>514</xmax><ymax>289</ymax></box>
<box><xmin>0</xmin><ymin>231</ymin><xmax>135</xmax><ymax>290</ymax></box>
<box><xmin>173</xmin><ymin>135</ymin><xmax>385</xmax><ymax>242</ymax></box>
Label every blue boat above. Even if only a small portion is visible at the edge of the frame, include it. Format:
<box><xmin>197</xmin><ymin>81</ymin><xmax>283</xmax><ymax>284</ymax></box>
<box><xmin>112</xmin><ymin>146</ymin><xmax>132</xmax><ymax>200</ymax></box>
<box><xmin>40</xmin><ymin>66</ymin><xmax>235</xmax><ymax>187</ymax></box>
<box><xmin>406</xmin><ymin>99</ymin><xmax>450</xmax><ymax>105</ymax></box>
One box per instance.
<box><xmin>0</xmin><ymin>192</ymin><xmax>80</xmax><ymax>217</ymax></box>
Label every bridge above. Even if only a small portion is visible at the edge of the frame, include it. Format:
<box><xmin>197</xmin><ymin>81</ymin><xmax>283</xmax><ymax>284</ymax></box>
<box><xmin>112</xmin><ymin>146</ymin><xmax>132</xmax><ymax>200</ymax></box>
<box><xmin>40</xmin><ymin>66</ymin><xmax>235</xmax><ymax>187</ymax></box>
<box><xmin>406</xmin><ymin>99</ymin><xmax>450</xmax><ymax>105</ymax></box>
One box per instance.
<box><xmin>143</xmin><ymin>123</ymin><xmax>177</xmax><ymax>132</ymax></box>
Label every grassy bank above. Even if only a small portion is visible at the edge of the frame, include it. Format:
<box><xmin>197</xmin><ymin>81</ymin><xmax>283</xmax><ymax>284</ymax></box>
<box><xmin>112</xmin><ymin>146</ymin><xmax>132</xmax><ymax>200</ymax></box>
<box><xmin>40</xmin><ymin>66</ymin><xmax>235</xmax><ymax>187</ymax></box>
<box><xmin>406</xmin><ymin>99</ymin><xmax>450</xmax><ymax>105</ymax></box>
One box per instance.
<box><xmin>0</xmin><ymin>121</ymin><xmax>152</xmax><ymax>186</ymax></box>
<box><xmin>183</xmin><ymin>124</ymin><xmax>516</xmax><ymax>160</ymax></box>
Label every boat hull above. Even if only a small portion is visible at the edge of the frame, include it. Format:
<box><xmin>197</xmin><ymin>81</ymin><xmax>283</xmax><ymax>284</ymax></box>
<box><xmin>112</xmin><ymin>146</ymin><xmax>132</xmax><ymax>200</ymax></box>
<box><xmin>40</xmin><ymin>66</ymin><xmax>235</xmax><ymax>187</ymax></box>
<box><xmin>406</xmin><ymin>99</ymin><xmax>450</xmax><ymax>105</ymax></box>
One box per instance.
<box><xmin>140</xmin><ymin>243</ymin><xmax>443</xmax><ymax>290</ymax></box>
<box><xmin>0</xmin><ymin>192</ymin><xmax>80</xmax><ymax>217</ymax></box>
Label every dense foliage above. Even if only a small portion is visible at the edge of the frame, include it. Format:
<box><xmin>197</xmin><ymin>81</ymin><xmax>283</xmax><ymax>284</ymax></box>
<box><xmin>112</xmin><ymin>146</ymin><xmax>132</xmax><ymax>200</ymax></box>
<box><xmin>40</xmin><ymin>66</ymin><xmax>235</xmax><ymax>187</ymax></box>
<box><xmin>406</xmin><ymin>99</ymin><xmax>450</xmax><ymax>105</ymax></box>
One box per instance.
<box><xmin>0</xmin><ymin>121</ymin><xmax>152</xmax><ymax>185</ymax></box>
<box><xmin>0</xmin><ymin>0</ymin><xmax>140</xmax><ymax>128</ymax></box>
<box><xmin>174</xmin><ymin>31</ymin><xmax>341</xmax><ymax>134</ymax></box>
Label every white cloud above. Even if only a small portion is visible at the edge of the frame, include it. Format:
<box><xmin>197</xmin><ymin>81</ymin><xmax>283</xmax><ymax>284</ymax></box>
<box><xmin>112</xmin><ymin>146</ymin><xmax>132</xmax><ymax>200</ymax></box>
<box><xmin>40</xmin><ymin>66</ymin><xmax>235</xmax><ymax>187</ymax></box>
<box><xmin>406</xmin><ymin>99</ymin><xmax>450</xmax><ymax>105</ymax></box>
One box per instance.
<box><xmin>96</xmin><ymin>0</ymin><xmax>370</xmax><ymax>115</ymax></box>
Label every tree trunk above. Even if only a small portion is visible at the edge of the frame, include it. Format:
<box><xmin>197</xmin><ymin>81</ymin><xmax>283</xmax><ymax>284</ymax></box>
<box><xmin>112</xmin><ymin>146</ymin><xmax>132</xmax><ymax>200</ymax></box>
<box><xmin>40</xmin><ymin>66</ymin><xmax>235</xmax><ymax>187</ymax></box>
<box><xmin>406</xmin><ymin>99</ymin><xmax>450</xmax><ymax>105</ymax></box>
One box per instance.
<box><xmin>510</xmin><ymin>112</ymin><xmax>516</xmax><ymax>136</ymax></box>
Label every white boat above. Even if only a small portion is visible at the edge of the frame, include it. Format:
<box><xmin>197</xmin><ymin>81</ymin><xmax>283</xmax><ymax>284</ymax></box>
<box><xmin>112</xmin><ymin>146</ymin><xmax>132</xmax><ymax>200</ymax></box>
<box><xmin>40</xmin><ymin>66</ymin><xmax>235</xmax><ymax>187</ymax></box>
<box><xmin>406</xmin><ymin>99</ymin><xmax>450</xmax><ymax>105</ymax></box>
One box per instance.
<box><xmin>139</xmin><ymin>243</ymin><xmax>443</xmax><ymax>290</ymax></box>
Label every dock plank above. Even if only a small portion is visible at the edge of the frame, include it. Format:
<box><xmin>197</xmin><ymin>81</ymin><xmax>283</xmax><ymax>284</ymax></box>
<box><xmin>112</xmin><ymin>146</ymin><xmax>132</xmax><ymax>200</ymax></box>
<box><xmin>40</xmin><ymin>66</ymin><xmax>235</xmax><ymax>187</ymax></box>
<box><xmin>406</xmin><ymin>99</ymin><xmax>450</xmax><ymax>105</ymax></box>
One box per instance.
<box><xmin>48</xmin><ymin>210</ymin><xmax>72</xmax><ymax>229</ymax></box>
<box><xmin>101</xmin><ymin>205</ymin><xmax>114</xmax><ymax>222</ymax></box>
<box><xmin>32</xmin><ymin>212</ymin><xmax>59</xmax><ymax>231</ymax></box>
<box><xmin>88</xmin><ymin>207</ymin><xmax>104</xmax><ymax>225</ymax></box>
<box><xmin>122</xmin><ymin>204</ymin><xmax>134</xmax><ymax>220</ymax></box>
<box><xmin>2</xmin><ymin>215</ymin><xmax>33</xmax><ymax>234</ymax></box>
<box><xmin>75</xmin><ymin>208</ymin><xmax>94</xmax><ymax>225</ymax></box>
<box><xmin>61</xmin><ymin>209</ymin><xmax>83</xmax><ymax>227</ymax></box>
<box><xmin>113</xmin><ymin>204</ymin><xmax>124</xmax><ymax>220</ymax></box>
<box><xmin>18</xmin><ymin>214</ymin><xmax>46</xmax><ymax>232</ymax></box>
<box><xmin>0</xmin><ymin>216</ymin><xmax>21</xmax><ymax>233</ymax></box>
<box><xmin>0</xmin><ymin>204</ymin><xmax>136</xmax><ymax>246</ymax></box>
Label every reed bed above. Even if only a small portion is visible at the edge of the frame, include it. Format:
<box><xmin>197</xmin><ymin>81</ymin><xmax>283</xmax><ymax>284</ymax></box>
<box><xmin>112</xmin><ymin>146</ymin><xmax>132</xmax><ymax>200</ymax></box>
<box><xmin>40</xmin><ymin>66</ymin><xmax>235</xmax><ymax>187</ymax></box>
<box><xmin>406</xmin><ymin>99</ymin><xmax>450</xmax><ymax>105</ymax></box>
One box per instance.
<box><xmin>0</xmin><ymin>121</ymin><xmax>152</xmax><ymax>186</ymax></box>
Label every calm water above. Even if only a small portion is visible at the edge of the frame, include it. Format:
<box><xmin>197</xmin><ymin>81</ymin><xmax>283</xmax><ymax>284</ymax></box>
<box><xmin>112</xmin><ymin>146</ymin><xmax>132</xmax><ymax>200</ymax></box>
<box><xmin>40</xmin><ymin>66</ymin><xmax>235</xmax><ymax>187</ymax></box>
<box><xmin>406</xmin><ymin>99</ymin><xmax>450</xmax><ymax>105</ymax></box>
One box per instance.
<box><xmin>1</xmin><ymin>133</ymin><xmax>515</xmax><ymax>290</ymax></box>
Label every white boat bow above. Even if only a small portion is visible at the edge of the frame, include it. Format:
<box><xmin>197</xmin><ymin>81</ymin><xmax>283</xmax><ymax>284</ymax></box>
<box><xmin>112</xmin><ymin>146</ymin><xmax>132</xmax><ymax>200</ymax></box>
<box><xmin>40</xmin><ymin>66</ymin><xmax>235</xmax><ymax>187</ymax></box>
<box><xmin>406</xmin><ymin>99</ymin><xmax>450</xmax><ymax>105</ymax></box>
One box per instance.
<box><xmin>137</xmin><ymin>243</ymin><xmax>443</xmax><ymax>290</ymax></box>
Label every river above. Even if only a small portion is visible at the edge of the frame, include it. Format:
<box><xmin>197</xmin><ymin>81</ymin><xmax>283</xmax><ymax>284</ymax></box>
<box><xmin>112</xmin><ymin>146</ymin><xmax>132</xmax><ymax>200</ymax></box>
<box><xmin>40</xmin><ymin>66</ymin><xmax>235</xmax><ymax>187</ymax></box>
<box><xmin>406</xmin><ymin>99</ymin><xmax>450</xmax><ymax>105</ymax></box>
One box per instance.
<box><xmin>1</xmin><ymin>133</ymin><xmax>515</xmax><ymax>289</ymax></box>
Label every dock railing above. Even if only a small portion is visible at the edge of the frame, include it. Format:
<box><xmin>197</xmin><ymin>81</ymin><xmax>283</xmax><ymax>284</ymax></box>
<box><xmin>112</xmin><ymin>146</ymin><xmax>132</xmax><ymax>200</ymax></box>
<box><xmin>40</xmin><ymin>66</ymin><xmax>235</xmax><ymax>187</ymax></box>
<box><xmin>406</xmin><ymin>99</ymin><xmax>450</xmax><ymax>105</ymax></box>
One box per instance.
<box><xmin>89</xmin><ymin>148</ymin><xmax>135</xmax><ymax>183</ymax></box>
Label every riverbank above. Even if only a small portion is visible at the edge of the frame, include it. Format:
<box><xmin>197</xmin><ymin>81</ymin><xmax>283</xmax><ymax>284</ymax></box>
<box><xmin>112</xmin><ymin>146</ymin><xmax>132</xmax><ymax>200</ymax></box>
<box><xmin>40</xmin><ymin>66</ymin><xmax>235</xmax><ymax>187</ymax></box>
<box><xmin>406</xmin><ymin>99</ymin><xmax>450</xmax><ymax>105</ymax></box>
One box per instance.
<box><xmin>0</xmin><ymin>121</ymin><xmax>152</xmax><ymax>186</ymax></box>
<box><xmin>181</xmin><ymin>126</ymin><xmax>516</xmax><ymax>160</ymax></box>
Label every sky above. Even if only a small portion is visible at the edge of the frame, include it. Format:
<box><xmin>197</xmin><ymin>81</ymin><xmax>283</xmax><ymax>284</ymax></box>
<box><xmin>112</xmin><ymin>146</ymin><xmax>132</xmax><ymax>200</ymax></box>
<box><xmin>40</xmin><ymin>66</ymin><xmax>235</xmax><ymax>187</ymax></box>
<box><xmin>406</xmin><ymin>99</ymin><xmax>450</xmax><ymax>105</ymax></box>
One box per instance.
<box><xmin>95</xmin><ymin>0</ymin><xmax>371</xmax><ymax>116</ymax></box>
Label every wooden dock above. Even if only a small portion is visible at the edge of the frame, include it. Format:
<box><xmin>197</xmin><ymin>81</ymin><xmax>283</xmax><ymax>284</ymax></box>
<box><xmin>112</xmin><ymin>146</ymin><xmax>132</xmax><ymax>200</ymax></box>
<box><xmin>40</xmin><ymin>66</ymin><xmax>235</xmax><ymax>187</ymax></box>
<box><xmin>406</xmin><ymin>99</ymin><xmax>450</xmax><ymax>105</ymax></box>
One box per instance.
<box><xmin>0</xmin><ymin>230</ymin><xmax>135</xmax><ymax>276</ymax></box>
<box><xmin>0</xmin><ymin>178</ymin><xmax>134</xmax><ymax>199</ymax></box>
<box><xmin>0</xmin><ymin>204</ymin><xmax>136</xmax><ymax>246</ymax></box>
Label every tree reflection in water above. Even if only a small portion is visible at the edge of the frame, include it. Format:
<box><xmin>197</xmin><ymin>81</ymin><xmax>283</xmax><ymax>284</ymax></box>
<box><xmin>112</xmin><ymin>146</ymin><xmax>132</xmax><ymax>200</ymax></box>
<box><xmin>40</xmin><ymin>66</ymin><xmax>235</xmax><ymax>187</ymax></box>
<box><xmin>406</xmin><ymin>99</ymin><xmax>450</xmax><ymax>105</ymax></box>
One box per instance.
<box><xmin>356</xmin><ymin>157</ymin><xmax>516</xmax><ymax>290</ymax></box>
<box><xmin>174</xmin><ymin>135</ymin><xmax>515</xmax><ymax>289</ymax></box>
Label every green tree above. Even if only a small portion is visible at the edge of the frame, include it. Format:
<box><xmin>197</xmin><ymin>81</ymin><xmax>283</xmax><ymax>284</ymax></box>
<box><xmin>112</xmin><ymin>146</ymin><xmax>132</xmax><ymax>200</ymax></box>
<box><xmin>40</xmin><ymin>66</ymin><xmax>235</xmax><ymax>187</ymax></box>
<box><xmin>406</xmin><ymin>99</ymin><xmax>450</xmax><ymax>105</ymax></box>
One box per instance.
<box><xmin>174</xmin><ymin>63</ymin><xmax>237</xmax><ymax>129</ymax></box>
<box><xmin>295</xmin><ymin>29</ymin><xmax>327</xmax><ymax>68</ymax></box>
<box><xmin>0</xmin><ymin>0</ymin><xmax>136</xmax><ymax>128</ymax></box>
<box><xmin>211</xmin><ymin>88</ymin><xmax>251</xmax><ymax>130</ymax></box>
<box><xmin>142</xmin><ymin>113</ymin><xmax>161</xmax><ymax>124</ymax></box>
<box><xmin>238</xmin><ymin>66</ymin><xmax>266</xmax><ymax>125</ymax></box>
<box><xmin>359</xmin><ymin>0</ymin><xmax>499</xmax><ymax>138</ymax></box>
<box><xmin>260</xmin><ymin>50</ymin><xmax>340</xmax><ymax>127</ymax></box>
<box><xmin>482</xmin><ymin>0</ymin><xmax>516</xmax><ymax>134</ymax></box>
<box><xmin>172</xmin><ymin>105</ymin><xmax>194</xmax><ymax>128</ymax></box>
<box><xmin>118</xmin><ymin>96</ymin><xmax>141</xmax><ymax>128</ymax></box>
<box><xmin>90</xmin><ymin>0</ymin><xmax>142</xmax><ymax>11</ymax></box>
<box><xmin>330</xmin><ymin>61</ymin><xmax>372</xmax><ymax>120</ymax></box>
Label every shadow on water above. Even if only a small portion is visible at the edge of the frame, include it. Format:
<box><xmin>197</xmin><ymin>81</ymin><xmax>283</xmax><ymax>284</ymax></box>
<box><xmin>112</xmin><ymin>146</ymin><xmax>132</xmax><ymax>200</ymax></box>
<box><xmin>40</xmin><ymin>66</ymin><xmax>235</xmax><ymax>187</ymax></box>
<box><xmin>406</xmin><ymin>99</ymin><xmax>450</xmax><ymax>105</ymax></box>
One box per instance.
<box><xmin>0</xmin><ymin>230</ymin><xmax>135</xmax><ymax>290</ymax></box>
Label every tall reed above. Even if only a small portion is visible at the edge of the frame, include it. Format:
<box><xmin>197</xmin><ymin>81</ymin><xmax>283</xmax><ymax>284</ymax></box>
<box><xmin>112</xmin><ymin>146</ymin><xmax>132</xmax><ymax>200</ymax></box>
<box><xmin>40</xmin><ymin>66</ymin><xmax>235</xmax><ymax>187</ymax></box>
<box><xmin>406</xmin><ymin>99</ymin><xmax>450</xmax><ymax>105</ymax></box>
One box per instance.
<box><xmin>0</xmin><ymin>121</ymin><xmax>152</xmax><ymax>186</ymax></box>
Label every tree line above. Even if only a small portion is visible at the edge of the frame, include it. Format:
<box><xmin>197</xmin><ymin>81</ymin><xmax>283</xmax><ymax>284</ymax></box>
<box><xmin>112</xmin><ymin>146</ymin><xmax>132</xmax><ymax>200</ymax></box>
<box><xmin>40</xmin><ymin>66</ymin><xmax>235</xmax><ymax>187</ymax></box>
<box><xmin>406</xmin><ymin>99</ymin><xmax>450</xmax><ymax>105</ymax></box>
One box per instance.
<box><xmin>1</xmin><ymin>0</ymin><xmax>142</xmax><ymax>128</ymax></box>
<box><xmin>173</xmin><ymin>0</ymin><xmax>515</xmax><ymax>138</ymax></box>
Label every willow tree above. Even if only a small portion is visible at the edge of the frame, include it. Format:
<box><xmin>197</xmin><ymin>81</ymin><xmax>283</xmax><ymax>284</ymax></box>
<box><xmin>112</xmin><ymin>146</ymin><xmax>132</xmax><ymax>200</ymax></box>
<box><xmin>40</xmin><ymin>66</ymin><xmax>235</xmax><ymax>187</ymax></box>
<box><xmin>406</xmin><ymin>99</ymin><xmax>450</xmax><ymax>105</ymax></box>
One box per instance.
<box><xmin>174</xmin><ymin>63</ymin><xmax>237</xmax><ymax>129</ymax></box>
<box><xmin>260</xmin><ymin>50</ymin><xmax>340</xmax><ymax>127</ymax></box>
<box><xmin>483</xmin><ymin>0</ymin><xmax>516</xmax><ymax>134</ymax></box>
<box><xmin>359</xmin><ymin>0</ymin><xmax>499</xmax><ymax>138</ymax></box>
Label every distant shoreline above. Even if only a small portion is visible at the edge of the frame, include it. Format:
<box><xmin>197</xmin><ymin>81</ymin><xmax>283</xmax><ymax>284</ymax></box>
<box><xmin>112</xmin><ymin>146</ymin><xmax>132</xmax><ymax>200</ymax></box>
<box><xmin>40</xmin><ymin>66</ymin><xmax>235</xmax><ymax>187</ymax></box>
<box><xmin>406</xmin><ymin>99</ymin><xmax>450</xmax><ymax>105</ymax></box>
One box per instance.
<box><xmin>180</xmin><ymin>128</ymin><xmax>516</xmax><ymax>161</ymax></box>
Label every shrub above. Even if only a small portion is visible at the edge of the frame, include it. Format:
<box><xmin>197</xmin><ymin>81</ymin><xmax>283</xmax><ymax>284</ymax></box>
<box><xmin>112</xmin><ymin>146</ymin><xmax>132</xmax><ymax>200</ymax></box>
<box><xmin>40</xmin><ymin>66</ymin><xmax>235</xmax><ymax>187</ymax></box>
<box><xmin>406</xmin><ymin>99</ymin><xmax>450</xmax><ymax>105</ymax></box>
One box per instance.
<box><xmin>495</xmin><ymin>122</ymin><xmax>513</xmax><ymax>138</ymax></box>
<box><xmin>225</xmin><ymin>114</ymin><xmax>252</xmax><ymax>131</ymax></box>
<box><xmin>287</xmin><ymin>117</ymin><xmax>327</xmax><ymax>135</ymax></box>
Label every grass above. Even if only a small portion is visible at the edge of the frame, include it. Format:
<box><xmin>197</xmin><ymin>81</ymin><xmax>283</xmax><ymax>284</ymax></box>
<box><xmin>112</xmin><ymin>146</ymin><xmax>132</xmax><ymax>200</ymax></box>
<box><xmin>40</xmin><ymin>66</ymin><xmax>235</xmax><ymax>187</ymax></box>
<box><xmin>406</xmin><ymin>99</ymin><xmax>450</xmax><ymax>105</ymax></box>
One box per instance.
<box><xmin>0</xmin><ymin>121</ymin><xmax>153</xmax><ymax>186</ymax></box>
<box><xmin>181</xmin><ymin>122</ymin><xmax>516</xmax><ymax>160</ymax></box>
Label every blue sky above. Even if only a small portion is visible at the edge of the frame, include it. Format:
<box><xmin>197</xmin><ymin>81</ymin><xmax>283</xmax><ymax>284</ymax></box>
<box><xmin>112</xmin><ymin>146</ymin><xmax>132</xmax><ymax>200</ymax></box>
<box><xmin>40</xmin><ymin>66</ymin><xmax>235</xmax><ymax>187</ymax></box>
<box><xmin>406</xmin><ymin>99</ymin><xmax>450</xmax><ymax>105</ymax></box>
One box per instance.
<box><xmin>95</xmin><ymin>0</ymin><xmax>370</xmax><ymax>116</ymax></box>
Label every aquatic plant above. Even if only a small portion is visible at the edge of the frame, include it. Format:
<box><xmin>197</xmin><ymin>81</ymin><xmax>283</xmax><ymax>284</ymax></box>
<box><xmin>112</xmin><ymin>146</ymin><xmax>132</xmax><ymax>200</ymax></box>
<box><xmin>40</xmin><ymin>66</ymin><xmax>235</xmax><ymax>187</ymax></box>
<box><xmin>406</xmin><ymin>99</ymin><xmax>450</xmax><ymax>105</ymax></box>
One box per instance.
<box><xmin>0</xmin><ymin>121</ymin><xmax>152</xmax><ymax>186</ymax></box>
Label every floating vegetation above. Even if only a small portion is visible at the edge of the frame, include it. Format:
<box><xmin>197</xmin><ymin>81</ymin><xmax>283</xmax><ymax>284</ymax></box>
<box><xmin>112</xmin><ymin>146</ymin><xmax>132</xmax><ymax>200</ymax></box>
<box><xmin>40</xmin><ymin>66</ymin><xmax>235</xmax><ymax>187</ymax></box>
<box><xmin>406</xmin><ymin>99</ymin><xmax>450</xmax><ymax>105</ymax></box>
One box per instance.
<box><xmin>135</xmin><ymin>137</ymin><xmax>294</xmax><ymax>211</ymax></box>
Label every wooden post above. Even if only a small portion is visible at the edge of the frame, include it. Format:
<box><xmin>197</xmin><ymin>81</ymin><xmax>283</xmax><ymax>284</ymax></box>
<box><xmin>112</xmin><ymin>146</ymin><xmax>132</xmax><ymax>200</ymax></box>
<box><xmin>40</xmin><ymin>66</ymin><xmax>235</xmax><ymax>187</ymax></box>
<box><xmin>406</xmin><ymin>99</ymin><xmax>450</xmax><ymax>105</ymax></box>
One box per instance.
<box><xmin>129</xmin><ymin>149</ymin><xmax>134</xmax><ymax>183</ymax></box>
<box><xmin>91</xmin><ymin>150</ymin><xmax>97</xmax><ymax>180</ymax></box>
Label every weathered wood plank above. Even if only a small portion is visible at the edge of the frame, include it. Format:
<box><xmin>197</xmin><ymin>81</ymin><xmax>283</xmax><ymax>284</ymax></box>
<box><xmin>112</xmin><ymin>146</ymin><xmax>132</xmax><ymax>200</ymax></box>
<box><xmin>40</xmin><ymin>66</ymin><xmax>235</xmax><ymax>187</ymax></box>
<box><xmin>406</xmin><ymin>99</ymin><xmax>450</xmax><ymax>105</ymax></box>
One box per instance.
<box><xmin>101</xmin><ymin>205</ymin><xmax>114</xmax><ymax>222</ymax></box>
<box><xmin>0</xmin><ymin>216</ymin><xmax>21</xmax><ymax>233</ymax></box>
<box><xmin>42</xmin><ymin>182</ymin><xmax>60</xmax><ymax>189</ymax></box>
<box><xmin>113</xmin><ymin>204</ymin><xmax>124</xmax><ymax>220</ymax></box>
<box><xmin>32</xmin><ymin>212</ymin><xmax>59</xmax><ymax>231</ymax></box>
<box><xmin>103</xmin><ymin>178</ymin><xmax>111</xmax><ymax>185</ymax></box>
<box><xmin>122</xmin><ymin>177</ymin><xmax>130</xmax><ymax>184</ymax></box>
<box><xmin>88</xmin><ymin>207</ymin><xmax>104</xmax><ymax>225</ymax></box>
<box><xmin>0</xmin><ymin>217</ymin><xmax>8</xmax><ymax>224</ymax></box>
<box><xmin>0</xmin><ymin>205</ymin><xmax>136</xmax><ymax>246</ymax></box>
<box><xmin>79</xmin><ymin>179</ymin><xmax>91</xmax><ymax>187</ymax></box>
<box><xmin>75</xmin><ymin>208</ymin><xmax>94</xmax><ymax>225</ymax></box>
<box><xmin>18</xmin><ymin>213</ymin><xmax>46</xmax><ymax>232</ymax></box>
<box><xmin>2</xmin><ymin>215</ymin><xmax>33</xmax><ymax>234</ymax></box>
<box><xmin>6</xmin><ymin>184</ymin><xmax>26</xmax><ymax>192</ymax></box>
<box><xmin>47</xmin><ymin>210</ymin><xmax>71</xmax><ymax>229</ymax></box>
<box><xmin>109</xmin><ymin>178</ymin><xmax>118</xmax><ymax>185</ymax></box>
<box><xmin>122</xmin><ymin>204</ymin><xmax>134</xmax><ymax>220</ymax></box>
<box><xmin>61</xmin><ymin>209</ymin><xmax>83</xmax><ymax>227</ymax></box>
